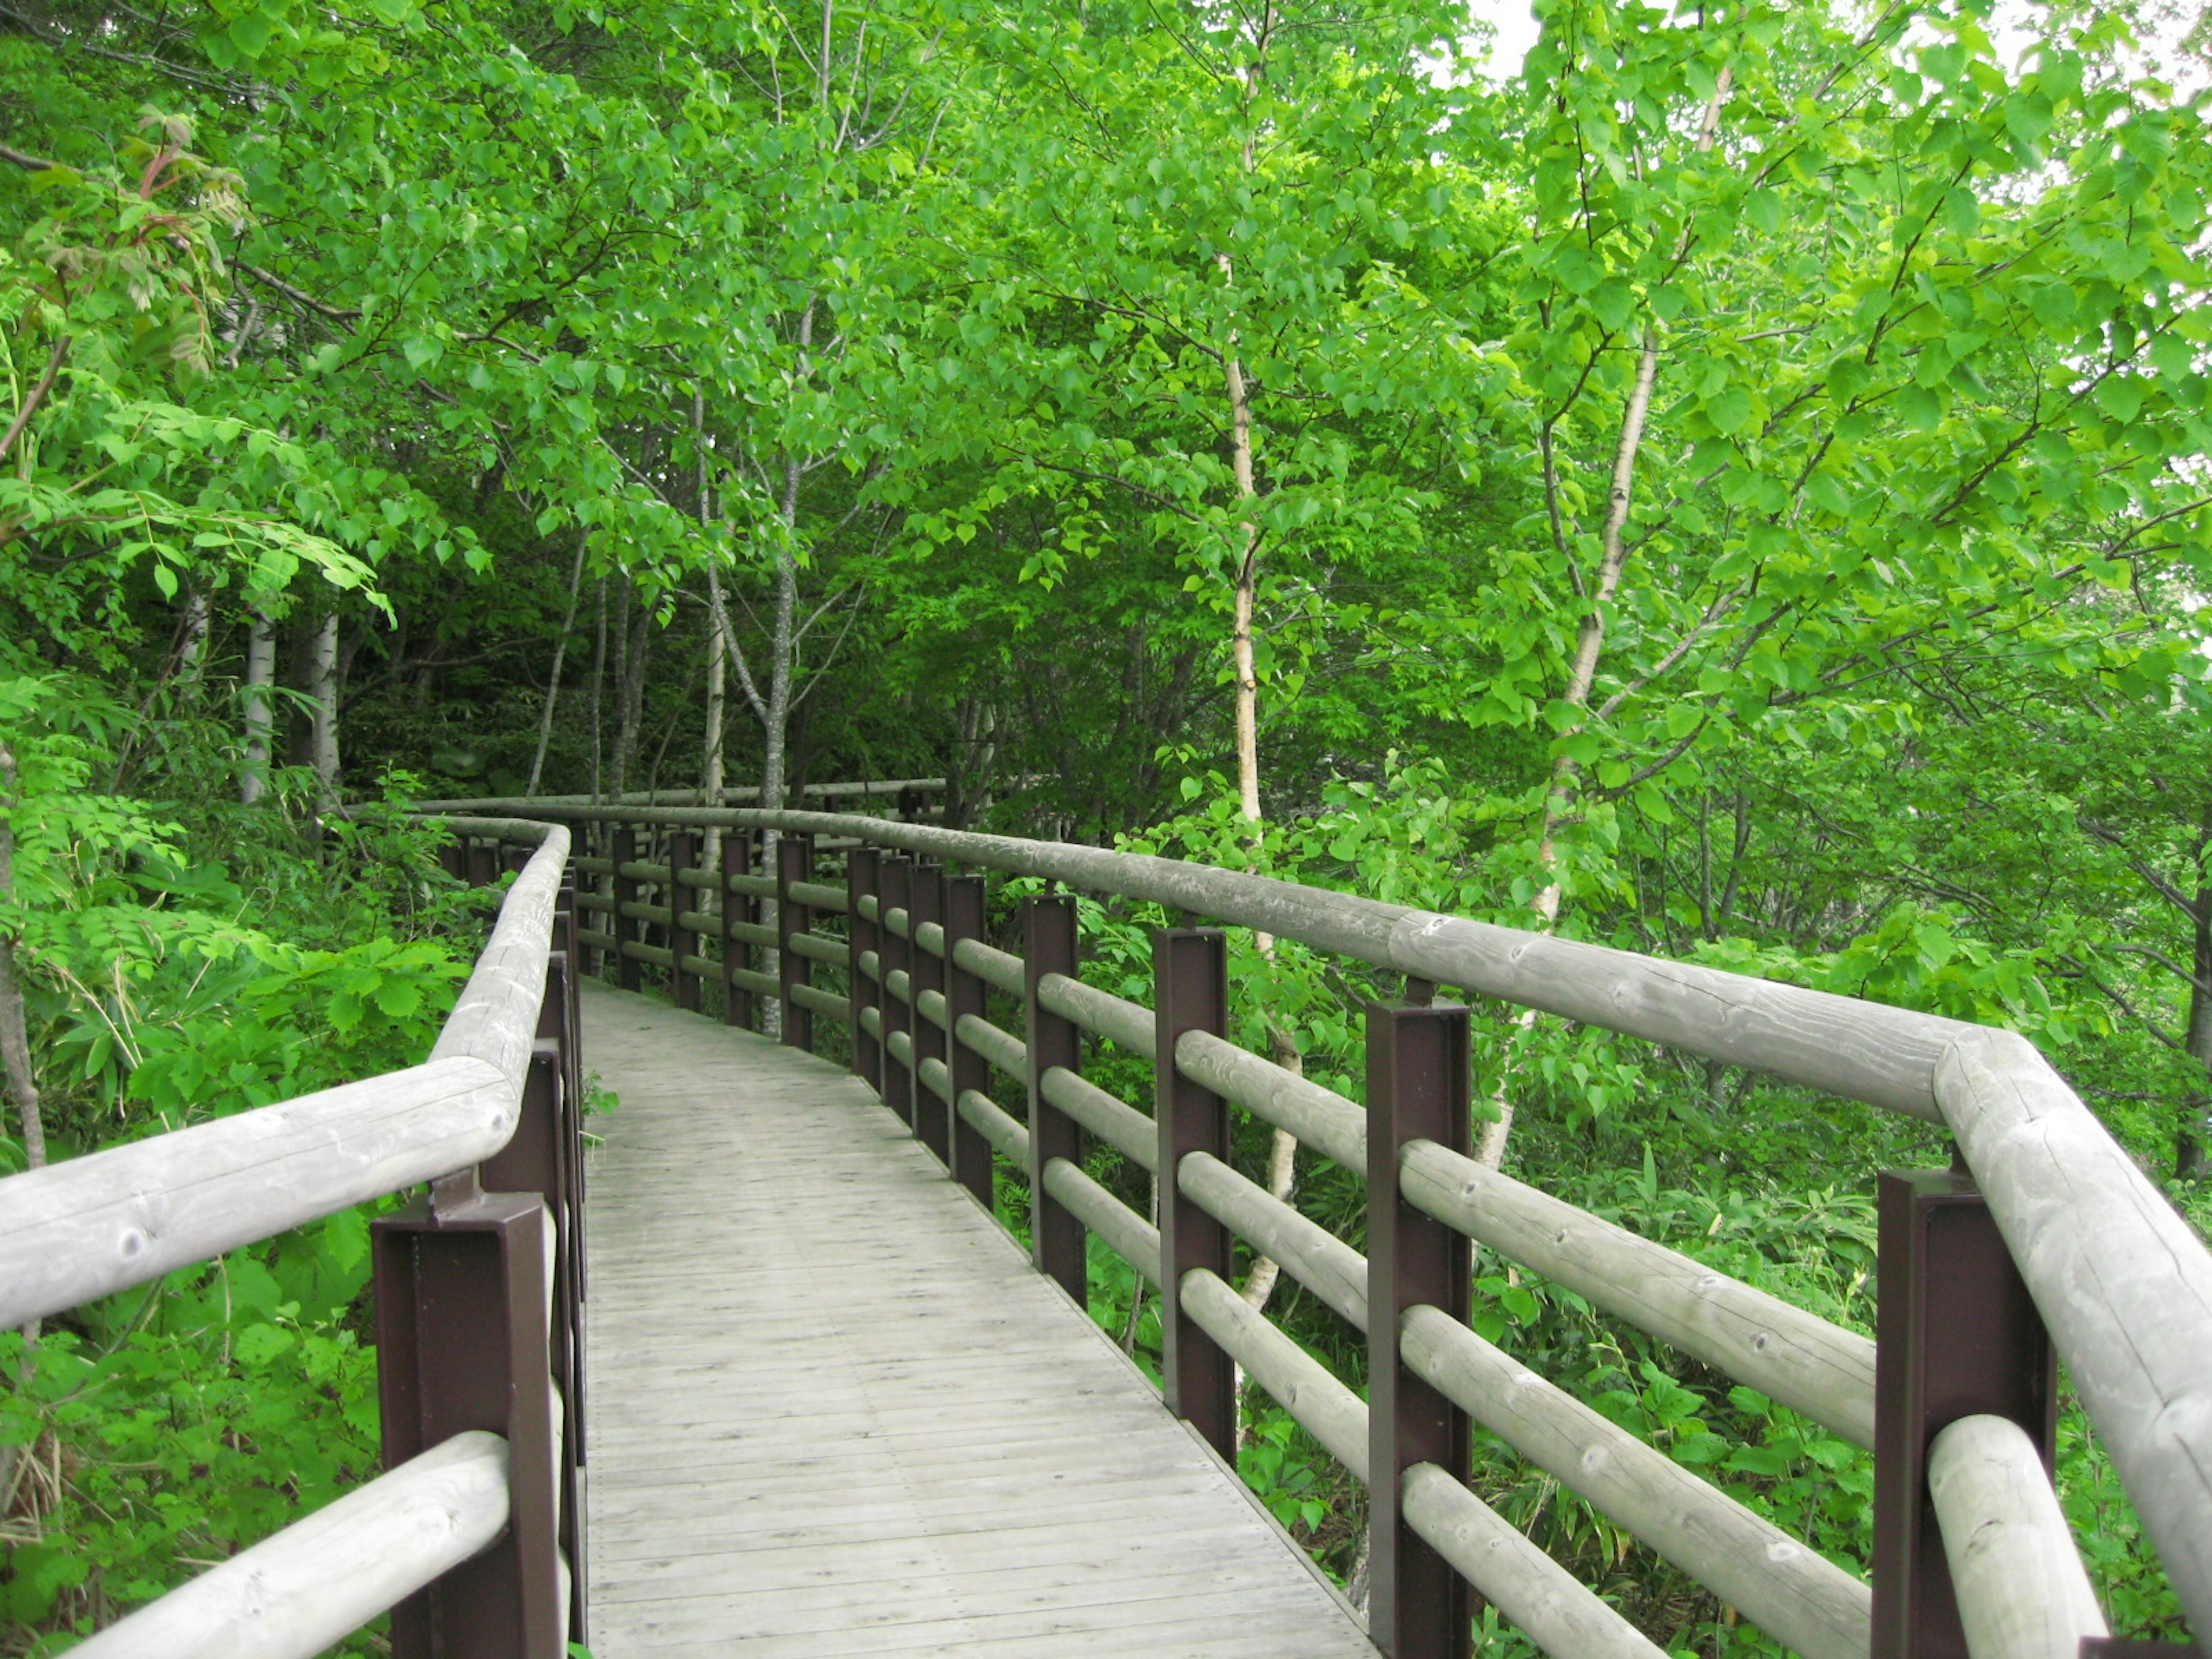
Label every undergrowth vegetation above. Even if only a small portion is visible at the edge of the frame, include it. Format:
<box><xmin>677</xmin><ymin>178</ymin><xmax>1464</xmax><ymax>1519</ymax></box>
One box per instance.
<box><xmin>0</xmin><ymin>704</ymin><xmax>483</xmax><ymax>1653</ymax></box>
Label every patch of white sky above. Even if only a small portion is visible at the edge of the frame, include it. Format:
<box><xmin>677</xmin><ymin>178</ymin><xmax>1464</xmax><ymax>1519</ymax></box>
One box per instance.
<box><xmin>1462</xmin><ymin>0</ymin><xmax>1541</xmax><ymax>81</ymax></box>
<box><xmin>1452</xmin><ymin>0</ymin><xmax>2207</xmax><ymax>93</ymax></box>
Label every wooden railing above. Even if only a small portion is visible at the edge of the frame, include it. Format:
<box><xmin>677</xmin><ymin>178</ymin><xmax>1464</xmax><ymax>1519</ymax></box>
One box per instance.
<box><xmin>0</xmin><ymin>819</ymin><xmax>586</xmax><ymax>1659</ymax></box>
<box><xmin>529</xmin><ymin>802</ymin><xmax>2210</xmax><ymax>1659</ymax></box>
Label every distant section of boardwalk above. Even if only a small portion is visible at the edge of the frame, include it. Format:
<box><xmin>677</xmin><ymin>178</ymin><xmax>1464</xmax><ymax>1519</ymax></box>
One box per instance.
<box><xmin>580</xmin><ymin>980</ymin><xmax>1380</xmax><ymax>1658</ymax></box>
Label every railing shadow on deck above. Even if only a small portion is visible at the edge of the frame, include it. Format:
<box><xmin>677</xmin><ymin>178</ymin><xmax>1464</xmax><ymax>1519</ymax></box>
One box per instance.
<box><xmin>449</xmin><ymin>797</ymin><xmax>2209</xmax><ymax>1659</ymax></box>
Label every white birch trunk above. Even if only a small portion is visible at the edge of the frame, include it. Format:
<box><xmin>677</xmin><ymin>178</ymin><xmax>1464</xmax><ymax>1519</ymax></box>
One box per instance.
<box><xmin>241</xmin><ymin>609</ymin><xmax>275</xmax><ymax>805</ymax></box>
<box><xmin>1478</xmin><ymin>67</ymin><xmax>1732</xmax><ymax>1172</ymax></box>
<box><xmin>308</xmin><ymin>611</ymin><xmax>340</xmax><ymax>802</ymax></box>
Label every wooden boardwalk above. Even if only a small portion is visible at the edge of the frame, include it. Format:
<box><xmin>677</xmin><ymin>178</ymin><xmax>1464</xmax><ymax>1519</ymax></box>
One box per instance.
<box><xmin>579</xmin><ymin>981</ymin><xmax>1380</xmax><ymax>1657</ymax></box>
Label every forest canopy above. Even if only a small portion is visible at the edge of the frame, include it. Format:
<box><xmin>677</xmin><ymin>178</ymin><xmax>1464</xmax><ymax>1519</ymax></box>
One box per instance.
<box><xmin>2</xmin><ymin>0</ymin><xmax>2210</xmax><ymax>1649</ymax></box>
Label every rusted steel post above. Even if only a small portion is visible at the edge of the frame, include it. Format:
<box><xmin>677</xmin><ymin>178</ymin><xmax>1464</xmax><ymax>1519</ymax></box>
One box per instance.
<box><xmin>881</xmin><ymin>856</ymin><xmax>917</xmax><ymax>1128</ymax></box>
<box><xmin>372</xmin><ymin>1183</ymin><xmax>563</xmax><ymax>1658</ymax></box>
<box><xmin>1024</xmin><ymin>894</ymin><xmax>1085</xmax><ymax>1304</ymax></box>
<box><xmin>1872</xmin><ymin>1168</ymin><xmax>2058</xmax><ymax>1659</ymax></box>
<box><xmin>848</xmin><ymin>846</ymin><xmax>884</xmax><ymax>1096</ymax></box>
<box><xmin>1153</xmin><ymin>925</ymin><xmax>1236</xmax><ymax>1462</ymax></box>
<box><xmin>944</xmin><ymin>872</ymin><xmax>993</xmax><ymax>1209</ymax></box>
<box><xmin>719</xmin><ymin>827</ymin><xmax>755</xmax><ymax>1029</ymax></box>
<box><xmin>909</xmin><ymin>862</ymin><xmax>951</xmax><ymax>1165</ymax></box>
<box><xmin>778</xmin><ymin>832</ymin><xmax>816</xmax><ymax>1053</ymax></box>
<box><xmin>1367</xmin><ymin>986</ymin><xmax>1472</xmax><ymax>1659</ymax></box>
<box><xmin>612</xmin><ymin>824</ymin><xmax>641</xmax><ymax>993</ymax></box>
<box><xmin>667</xmin><ymin>829</ymin><xmax>699</xmax><ymax>1014</ymax></box>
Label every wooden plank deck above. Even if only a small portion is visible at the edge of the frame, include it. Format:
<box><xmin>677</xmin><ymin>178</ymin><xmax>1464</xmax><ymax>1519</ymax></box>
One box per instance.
<box><xmin>579</xmin><ymin>980</ymin><xmax>1381</xmax><ymax>1658</ymax></box>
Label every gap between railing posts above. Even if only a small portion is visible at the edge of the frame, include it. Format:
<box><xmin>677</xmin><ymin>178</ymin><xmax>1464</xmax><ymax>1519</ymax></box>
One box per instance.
<box><xmin>668</xmin><ymin>828</ymin><xmax>700</xmax><ymax>1014</ymax></box>
<box><xmin>612</xmin><ymin>824</ymin><xmax>641</xmax><ymax>993</ymax></box>
<box><xmin>778</xmin><ymin>831</ymin><xmax>816</xmax><ymax>1052</ymax></box>
<box><xmin>910</xmin><ymin>862</ymin><xmax>951</xmax><ymax>1165</ymax></box>
<box><xmin>1368</xmin><ymin>983</ymin><xmax>1472</xmax><ymax>1659</ymax></box>
<box><xmin>882</xmin><ymin>854</ymin><xmax>916</xmax><ymax>1125</ymax></box>
<box><xmin>720</xmin><ymin>826</ymin><xmax>758</xmax><ymax>1029</ymax></box>
<box><xmin>848</xmin><ymin>845</ymin><xmax>883</xmax><ymax>1094</ymax></box>
<box><xmin>943</xmin><ymin>870</ymin><xmax>993</xmax><ymax>1210</ymax></box>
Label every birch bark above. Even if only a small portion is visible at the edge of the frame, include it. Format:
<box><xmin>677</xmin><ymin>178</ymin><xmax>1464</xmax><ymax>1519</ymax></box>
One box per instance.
<box><xmin>1478</xmin><ymin>67</ymin><xmax>1732</xmax><ymax>1171</ymax></box>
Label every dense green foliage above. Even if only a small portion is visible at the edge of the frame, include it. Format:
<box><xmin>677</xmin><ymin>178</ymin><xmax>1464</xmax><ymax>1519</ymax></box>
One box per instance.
<box><xmin>3</xmin><ymin>0</ymin><xmax>2210</xmax><ymax>1650</ymax></box>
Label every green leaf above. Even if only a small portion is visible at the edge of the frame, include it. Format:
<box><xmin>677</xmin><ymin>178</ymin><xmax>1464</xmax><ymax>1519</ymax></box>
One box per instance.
<box><xmin>2094</xmin><ymin>374</ymin><xmax>2148</xmax><ymax>423</ymax></box>
<box><xmin>228</xmin><ymin>9</ymin><xmax>277</xmax><ymax>58</ymax></box>
<box><xmin>1897</xmin><ymin>384</ymin><xmax>1943</xmax><ymax>431</ymax></box>
<box><xmin>1704</xmin><ymin>388</ymin><xmax>1752</xmax><ymax>434</ymax></box>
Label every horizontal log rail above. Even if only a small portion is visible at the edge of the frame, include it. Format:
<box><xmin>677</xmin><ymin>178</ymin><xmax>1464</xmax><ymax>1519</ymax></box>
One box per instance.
<box><xmin>1</xmin><ymin>817</ymin><xmax>588</xmax><ymax>1658</ymax></box>
<box><xmin>1401</xmin><ymin>1303</ymin><xmax>1872</xmax><ymax>1659</ymax></box>
<box><xmin>1929</xmin><ymin>1414</ymin><xmax>2109</xmax><ymax>1659</ymax></box>
<box><xmin>1399</xmin><ymin>1463</ymin><xmax>1668</xmax><ymax>1659</ymax></box>
<box><xmin>461</xmin><ymin>801</ymin><xmax>2211</xmax><ymax>1659</ymax></box>
<box><xmin>70</xmin><ymin>1431</ymin><xmax>514</xmax><ymax>1659</ymax></box>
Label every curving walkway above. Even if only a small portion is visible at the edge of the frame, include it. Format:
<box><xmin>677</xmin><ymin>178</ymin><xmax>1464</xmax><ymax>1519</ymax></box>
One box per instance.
<box><xmin>579</xmin><ymin>980</ymin><xmax>1379</xmax><ymax>1658</ymax></box>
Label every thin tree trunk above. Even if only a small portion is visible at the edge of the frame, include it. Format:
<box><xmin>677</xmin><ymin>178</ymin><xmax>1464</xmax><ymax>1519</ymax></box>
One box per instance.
<box><xmin>0</xmin><ymin>744</ymin><xmax>44</xmax><ymax>1176</ymax></box>
<box><xmin>240</xmin><ymin>609</ymin><xmax>275</xmax><ymax>805</ymax></box>
<box><xmin>2181</xmin><ymin>817</ymin><xmax>2212</xmax><ymax>1181</ymax></box>
<box><xmin>2180</xmin><ymin>906</ymin><xmax>2210</xmax><ymax>1181</ymax></box>
<box><xmin>177</xmin><ymin>590</ymin><xmax>210</xmax><ymax>688</ymax></box>
<box><xmin>1477</xmin><ymin>66</ymin><xmax>1732</xmax><ymax>1172</ymax></box>
<box><xmin>696</xmin><ymin>391</ymin><xmax>726</xmax><ymax>802</ymax></box>
<box><xmin>528</xmin><ymin>534</ymin><xmax>591</xmax><ymax>798</ymax></box>
<box><xmin>0</xmin><ymin>743</ymin><xmax>44</xmax><ymax>1403</ymax></box>
<box><xmin>588</xmin><ymin>577</ymin><xmax>608</xmax><ymax>804</ymax></box>
<box><xmin>308</xmin><ymin>611</ymin><xmax>340</xmax><ymax>802</ymax></box>
<box><xmin>1214</xmin><ymin>37</ymin><xmax>1302</xmax><ymax>1315</ymax></box>
<box><xmin>703</xmin><ymin>607</ymin><xmax>726</xmax><ymax>800</ymax></box>
<box><xmin>609</xmin><ymin>581</ymin><xmax>651</xmax><ymax>800</ymax></box>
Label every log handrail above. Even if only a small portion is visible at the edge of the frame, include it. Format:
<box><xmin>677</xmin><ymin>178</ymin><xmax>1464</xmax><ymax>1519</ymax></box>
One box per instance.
<box><xmin>0</xmin><ymin>821</ymin><xmax>569</xmax><ymax>1329</ymax></box>
<box><xmin>480</xmin><ymin>801</ymin><xmax>2212</xmax><ymax>1654</ymax></box>
<box><xmin>0</xmin><ymin>817</ymin><xmax>583</xmax><ymax>1658</ymax></box>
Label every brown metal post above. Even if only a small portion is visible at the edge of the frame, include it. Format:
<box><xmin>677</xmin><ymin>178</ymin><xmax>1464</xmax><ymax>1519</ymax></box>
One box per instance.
<box><xmin>1024</xmin><ymin>895</ymin><xmax>1085</xmax><ymax>1304</ymax></box>
<box><xmin>373</xmin><ymin>1183</ymin><xmax>562</xmax><ymax>1658</ymax></box>
<box><xmin>881</xmin><ymin>856</ymin><xmax>916</xmax><ymax>1128</ymax></box>
<box><xmin>586</xmin><ymin>823</ymin><xmax>610</xmax><ymax>980</ymax></box>
<box><xmin>1872</xmin><ymin>1168</ymin><xmax>2058</xmax><ymax>1659</ymax></box>
<box><xmin>1367</xmin><ymin>988</ymin><xmax>1472</xmax><ymax>1659</ymax></box>
<box><xmin>777</xmin><ymin>832</ymin><xmax>815</xmax><ymax>1053</ymax></box>
<box><xmin>718</xmin><ymin>828</ymin><xmax>754</xmax><ymax>1029</ymax></box>
<box><xmin>480</xmin><ymin>1036</ymin><xmax>587</xmax><ymax>1647</ymax></box>
<box><xmin>612</xmin><ymin>825</ymin><xmax>641</xmax><ymax>993</ymax></box>
<box><xmin>849</xmin><ymin>846</ymin><xmax>884</xmax><ymax>1096</ymax></box>
<box><xmin>944</xmin><ymin>873</ymin><xmax>993</xmax><ymax>1209</ymax></box>
<box><xmin>909</xmin><ymin>863</ymin><xmax>950</xmax><ymax>1165</ymax></box>
<box><xmin>667</xmin><ymin>830</ymin><xmax>699</xmax><ymax>1013</ymax></box>
<box><xmin>1153</xmin><ymin>926</ymin><xmax>1236</xmax><ymax>1461</ymax></box>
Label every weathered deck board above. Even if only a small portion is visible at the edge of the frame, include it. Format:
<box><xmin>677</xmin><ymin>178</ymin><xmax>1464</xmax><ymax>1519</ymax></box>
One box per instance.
<box><xmin>580</xmin><ymin>980</ymin><xmax>1378</xmax><ymax>1658</ymax></box>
